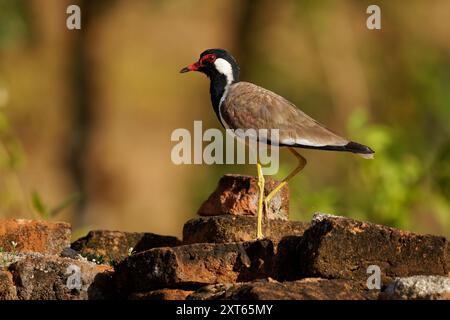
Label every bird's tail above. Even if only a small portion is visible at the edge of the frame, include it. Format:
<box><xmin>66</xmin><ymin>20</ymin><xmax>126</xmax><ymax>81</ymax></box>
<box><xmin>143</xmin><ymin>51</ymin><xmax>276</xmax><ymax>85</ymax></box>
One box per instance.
<box><xmin>345</xmin><ymin>141</ymin><xmax>375</xmax><ymax>159</ymax></box>
<box><xmin>290</xmin><ymin>140</ymin><xmax>375</xmax><ymax>158</ymax></box>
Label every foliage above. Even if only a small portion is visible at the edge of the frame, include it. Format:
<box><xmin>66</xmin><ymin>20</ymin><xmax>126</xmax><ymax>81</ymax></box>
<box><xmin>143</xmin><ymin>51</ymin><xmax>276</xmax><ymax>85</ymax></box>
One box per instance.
<box><xmin>0</xmin><ymin>109</ymin><xmax>27</xmax><ymax>216</ymax></box>
<box><xmin>31</xmin><ymin>191</ymin><xmax>81</xmax><ymax>220</ymax></box>
<box><xmin>0</xmin><ymin>0</ymin><xmax>30</xmax><ymax>50</ymax></box>
<box><xmin>1</xmin><ymin>108</ymin><xmax>80</xmax><ymax>220</ymax></box>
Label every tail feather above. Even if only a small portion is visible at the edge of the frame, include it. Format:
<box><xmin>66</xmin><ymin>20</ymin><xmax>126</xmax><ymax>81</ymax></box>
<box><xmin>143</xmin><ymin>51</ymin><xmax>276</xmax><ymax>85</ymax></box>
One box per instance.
<box><xmin>287</xmin><ymin>140</ymin><xmax>375</xmax><ymax>159</ymax></box>
<box><xmin>345</xmin><ymin>141</ymin><xmax>375</xmax><ymax>159</ymax></box>
<box><xmin>358</xmin><ymin>152</ymin><xmax>375</xmax><ymax>159</ymax></box>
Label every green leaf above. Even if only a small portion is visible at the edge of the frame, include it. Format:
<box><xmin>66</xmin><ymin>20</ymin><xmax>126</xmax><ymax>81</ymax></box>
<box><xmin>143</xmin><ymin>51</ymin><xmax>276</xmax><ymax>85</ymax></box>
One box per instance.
<box><xmin>49</xmin><ymin>192</ymin><xmax>81</xmax><ymax>217</ymax></box>
<box><xmin>31</xmin><ymin>191</ymin><xmax>48</xmax><ymax>218</ymax></box>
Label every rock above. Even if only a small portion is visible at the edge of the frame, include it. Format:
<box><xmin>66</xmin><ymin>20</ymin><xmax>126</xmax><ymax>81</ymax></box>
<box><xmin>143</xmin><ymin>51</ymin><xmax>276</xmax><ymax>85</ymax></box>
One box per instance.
<box><xmin>183</xmin><ymin>216</ymin><xmax>309</xmax><ymax>244</ymax></box>
<box><xmin>298</xmin><ymin>213</ymin><xmax>448</xmax><ymax>282</ymax></box>
<box><xmin>273</xmin><ymin>235</ymin><xmax>304</xmax><ymax>281</ymax></box>
<box><xmin>1</xmin><ymin>251</ymin><xmax>82</xmax><ymax>269</ymax></box>
<box><xmin>71</xmin><ymin>230</ymin><xmax>182</xmax><ymax>265</ymax></box>
<box><xmin>0</xmin><ymin>270</ymin><xmax>17</xmax><ymax>300</ymax></box>
<box><xmin>132</xmin><ymin>233</ymin><xmax>182</xmax><ymax>252</ymax></box>
<box><xmin>0</xmin><ymin>251</ymin><xmax>48</xmax><ymax>268</ymax></box>
<box><xmin>0</xmin><ymin>252</ymin><xmax>22</xmax><ymax>268</ymax></box>
<box><xmin>8</xmin><ymin>255</ymin><xmax>114</xmax><ymax>300</ymax></box>
<box><xmin>197</xmin><ymin>174</ymin><xmax>289</xmax><ymax>220</ymax></box>
<box><xmin>129</xmin><ymin>289</ymin><xmax>193</xmax><ymax>300</ymax></box>
<box><xmin>115</xmin><ymin>240</ymin><xmax>274</xmax><ymax>294</ymax></box>
<box><xmin>380</xmin><ymin>275</ymin><xmax>450</xmax><ymax>300</ymax></box>
<box><xmin>188</xmin><ymin>278</ymin><xmax>378</xmax><ymax>300</ymax></box>
<box><xmin>60</xmin><ymin>247</ymin><xmax>82</xmax><ymax>259</ymax></box>
<box><xmin>0</xmin><ymin>219</ymin><xmax>71</xmax><ymax>254</ymax></box>
<box><xmin>186</xmin><ymin>283</ymin><xmax>236</xmax><ymax>300</ymax></box>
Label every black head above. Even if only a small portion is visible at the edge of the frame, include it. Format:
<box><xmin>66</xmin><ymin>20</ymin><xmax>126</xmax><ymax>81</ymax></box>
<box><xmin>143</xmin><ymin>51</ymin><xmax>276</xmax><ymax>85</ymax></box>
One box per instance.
<box><xmin>180</xmin><ymin>48</ymin><xmax>240</xmax><ymax>83</ymax></box>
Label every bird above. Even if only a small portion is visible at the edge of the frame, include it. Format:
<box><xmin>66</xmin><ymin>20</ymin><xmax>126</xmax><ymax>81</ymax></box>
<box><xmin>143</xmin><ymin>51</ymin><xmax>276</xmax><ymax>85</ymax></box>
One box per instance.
<box><xmin>180</xmin><ymin>48</ymin><xmax>374</xmax><ymax>240</ymax></box>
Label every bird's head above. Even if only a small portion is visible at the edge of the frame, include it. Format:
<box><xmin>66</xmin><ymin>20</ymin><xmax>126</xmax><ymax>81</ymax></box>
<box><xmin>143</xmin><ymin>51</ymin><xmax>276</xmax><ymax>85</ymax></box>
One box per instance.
<box><xmin>180</xmin><ymin>48</ymin><xmax>240</xmax><ymax>83</ymax></box>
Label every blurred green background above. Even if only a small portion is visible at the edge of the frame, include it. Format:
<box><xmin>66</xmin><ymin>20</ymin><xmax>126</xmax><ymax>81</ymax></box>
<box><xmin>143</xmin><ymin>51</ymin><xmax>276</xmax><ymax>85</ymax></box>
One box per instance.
<box><xmin>0</xmin><ymin>0</ymin><xmax>449</xmax><ymax>239</ymax></box>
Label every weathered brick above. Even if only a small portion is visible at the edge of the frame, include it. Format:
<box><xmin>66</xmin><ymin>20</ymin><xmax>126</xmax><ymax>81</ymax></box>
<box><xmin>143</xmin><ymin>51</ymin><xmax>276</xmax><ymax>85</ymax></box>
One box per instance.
<box><xmin>188</xmin><ymin>278</ymin><xmax>378</xmax><ymax>300</ymax></box>
<box><xmin>129</xmin><ymin>289</ymin><xmax>193</xmax><ymax>300</ymax></box>
<box><xmin>71</xmin><ymin>230</ymin><xmax>181</xmax><ymax>264</ymax></box>
<box><xmin>183</xmin><ymin>216</ymin><xmax>309</xmax><ymax>244</ymax></box>
<box><xmin>115</xmin><ymin>240</ymin><xmax>274</xmax><ymax>293</ymax></box>
<box><xmin>0</xmin><ymin>270</ymin><xmax>17</xmax><ymax>300</ymax></box>
<box><xmin>380</xmin><ymin>275</ymin><xmax>450</xmax><ymax>300</ymax></box>
<box><xmin>0</xmin><ymin>219</ymin><xmax>71</xmax><ymax>254</ymax></box>
<box><xmin>298</xmin><ymin>213</ymin><xmax>448</xmax><ymax>282</ymax></box>
<box><xmin>9</xmin><ymin>255</ymin><xmax>114</xmax><ymax>300</ymax></box>
<box><xmin>197</xmin><ymin>174</ymin><xmax>289</xmax><ymax>220</ymax></box>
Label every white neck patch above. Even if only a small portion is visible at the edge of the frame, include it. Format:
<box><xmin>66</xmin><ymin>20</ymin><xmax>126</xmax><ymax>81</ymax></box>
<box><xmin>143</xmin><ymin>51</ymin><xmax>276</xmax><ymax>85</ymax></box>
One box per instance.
<box><xmin>214</xmin><ymin>58</ymin><xmax>234</xmax><ymax>85</ymax></box>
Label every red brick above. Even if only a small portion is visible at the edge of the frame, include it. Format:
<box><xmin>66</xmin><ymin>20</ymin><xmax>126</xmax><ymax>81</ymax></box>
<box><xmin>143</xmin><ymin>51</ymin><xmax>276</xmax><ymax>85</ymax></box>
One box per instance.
<box><xmin>115</xmin><ymin>240</ymin><xmax>274</xmax><ymax>293</ymax></box>
<box><xmin>0</xmin><ymin>219</ymin><xmax>71</xmax><ymax>254</ymax></box>
<box><xmin>183</xmin><ymin>216</ymin><xmax>308</xmax><ymax>244</ymax></box>
<box><xmin>298</xmin><ymin>213</ymin><xmax>448</xmax><ymax>282</ymax></box>
<box><xmin>197</xmin><ymin>174</ymin><xmax>289</xmax><ymax>220</ymax></box>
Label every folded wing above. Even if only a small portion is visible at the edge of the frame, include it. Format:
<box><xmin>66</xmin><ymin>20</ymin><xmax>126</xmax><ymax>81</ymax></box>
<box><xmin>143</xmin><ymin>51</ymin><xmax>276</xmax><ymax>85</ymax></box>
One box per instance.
<box><xmin>221</xmin><ymin>81</ymin><xmax>349</xmax><ymax>148</ymax></box>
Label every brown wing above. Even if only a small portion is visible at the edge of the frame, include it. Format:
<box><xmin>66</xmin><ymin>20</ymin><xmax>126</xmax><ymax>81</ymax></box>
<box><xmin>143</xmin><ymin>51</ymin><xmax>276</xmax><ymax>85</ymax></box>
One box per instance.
<box><xmin>221</xmin><ymin>82</ymin><xmax>349</xmax><ymax>147</ymax></box>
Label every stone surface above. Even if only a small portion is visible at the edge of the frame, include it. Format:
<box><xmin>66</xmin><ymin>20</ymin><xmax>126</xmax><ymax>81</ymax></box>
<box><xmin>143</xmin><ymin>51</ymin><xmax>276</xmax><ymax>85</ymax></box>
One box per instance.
<box><xmin>8</xmin><ymin>255</ymin><xmax>114</xmax><ymax>300</ymax></box>
<box><xmin>380</xmin><ymin>275</ymin><xmax>450</xmax><ymax>300</ymax></box>
<box><xmin>0</xmin><ymin>219</ymin><xmax>71</xmax><ymax>254</ymax></box>
<box><xmin>60</xmin><ymin>247</ymin><xmax>82</xmax><ymax>259</ymax></box>
<box><xmin>0</xmin><ymin>251</ymin><xmax>47</xmax><ymax>268</ymax></box>
<box><xmin>187</xmin><ymin>283</ymin><xmax>236</xmax><ymax>300</ymax></box>
<box><xmin>183</xmin><ymin>216</ymin><xmax>309</xmax><ymax>244</ymax></box>
<box><xmin>272</xmin><ymin>235</ymin><xmax>304</xmax><ymax>281</ymax></box>
<box><xmin>115</xmin><ymin>240</ymin><xmax>274</xmax><ymax>294</ymax></box>
<box><xmin>2</xmin><ymin>251</ymin><xmax>83</xmax><ymax>268</ymax></box>
<box><xmin>1</xmin><ymin>211</ymin><xmax>448</xmax><ymax>301</ymax></box>
<box><xmin>1</xmin><ymin>252</ymin><xmax>21</xmax><ymax>268</ymax></box>
<box><xmin>129</xmin><ymin>289</ymin><xmax>193</xmax><ymax>300</ymax></box>
<box><xmin>197</xmin><ymin>174</ymin><xmax>289</xmax><ymax>220</ymax></box>
<box><xmin>71</xmin><ymin>230</ymin><xmax>181</xmax><ymax>265</ymax></box>
<box><xmin>297</xmin><ymin>213</ymin><xmax>448</xmax><ymax>282</ymax></box>
<box><xmin>188</xmin><ymin>278</ymin><xmax>379</xmax><ymax>300</ymax></box>
<box><xmin>0</xmin><ymin>270</ymin><xmax>17</xmax><ymax>300</ymax></box>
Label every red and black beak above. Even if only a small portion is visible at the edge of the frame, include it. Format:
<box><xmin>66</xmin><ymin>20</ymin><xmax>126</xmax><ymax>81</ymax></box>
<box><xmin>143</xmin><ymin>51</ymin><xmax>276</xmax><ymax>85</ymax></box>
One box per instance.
<box><xmin>180</xmin><ymin>61</ymin><xmax>201</xmax><ymax>73</ymax></box>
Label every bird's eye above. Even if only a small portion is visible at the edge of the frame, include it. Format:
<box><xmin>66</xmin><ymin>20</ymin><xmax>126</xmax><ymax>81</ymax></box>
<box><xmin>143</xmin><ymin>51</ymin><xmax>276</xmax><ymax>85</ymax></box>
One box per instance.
<box><xmin>201</xmin><ymin>54</ymin><xmax>216</xmax><ymax>64</ymax></box>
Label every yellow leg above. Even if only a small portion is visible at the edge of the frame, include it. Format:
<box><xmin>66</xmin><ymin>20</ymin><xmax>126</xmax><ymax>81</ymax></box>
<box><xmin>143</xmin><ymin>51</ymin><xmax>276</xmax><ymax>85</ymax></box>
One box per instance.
<box><xmin>264</xmin><ymin>147</ymin><xmax>307</xmax><ymax>213</ymax></box>
<box><xmin>256</xmin><ymin>161</ymin><xmax>265</xmax><ymax>239</ymax></box>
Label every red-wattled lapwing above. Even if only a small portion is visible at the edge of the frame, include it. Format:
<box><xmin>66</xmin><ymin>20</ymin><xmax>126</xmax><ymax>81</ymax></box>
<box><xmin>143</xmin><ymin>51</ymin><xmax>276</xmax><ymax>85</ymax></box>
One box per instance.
<box><xmin>180</xmin><ymin>48</ymin><xmax>374</xmax><ymax>239</ymax></box>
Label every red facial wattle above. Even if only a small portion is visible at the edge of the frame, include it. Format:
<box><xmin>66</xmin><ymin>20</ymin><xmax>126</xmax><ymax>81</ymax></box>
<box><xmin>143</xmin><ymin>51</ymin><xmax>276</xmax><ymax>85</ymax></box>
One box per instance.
<box><xmin>180</xmin><ymin>54</ymin><xmax>216</xmax><ymax>73</ymax></box>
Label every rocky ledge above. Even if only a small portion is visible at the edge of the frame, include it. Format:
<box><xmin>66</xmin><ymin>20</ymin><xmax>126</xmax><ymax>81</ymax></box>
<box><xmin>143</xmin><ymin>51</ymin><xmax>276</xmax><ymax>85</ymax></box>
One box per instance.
<box><xmin>0</xmin><ymin>175</ymin><xmax>449</xmax><ymax>300</ymax></box>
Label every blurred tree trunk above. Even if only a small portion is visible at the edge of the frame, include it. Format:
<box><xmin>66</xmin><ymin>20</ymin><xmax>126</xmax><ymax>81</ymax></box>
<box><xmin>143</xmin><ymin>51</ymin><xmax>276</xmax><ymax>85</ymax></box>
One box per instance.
<box><xmin>67</xmin><ymin>0</ymin><xmax>116</xmax><ymax>227</ymax></box>
<box><xmin>232</xmin><ymin>0</ymin><xmax>268</xmax><ymax>79</ymax></box>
